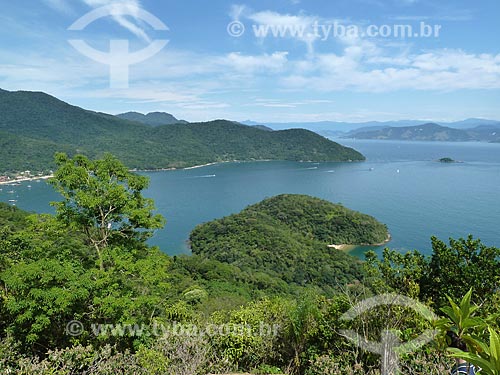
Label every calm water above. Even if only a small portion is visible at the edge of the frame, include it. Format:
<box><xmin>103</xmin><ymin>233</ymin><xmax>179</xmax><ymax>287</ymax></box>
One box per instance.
<box><xmin>1</xmin><ymin>140</ymin><xmax>499</xmax><ymax>257</ymax></box>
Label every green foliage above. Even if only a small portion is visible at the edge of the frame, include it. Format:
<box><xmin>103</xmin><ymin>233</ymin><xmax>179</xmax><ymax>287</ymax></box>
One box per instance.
<box><xmin>0</xmin><ymin>202</ymin><xmax>29</xmax><ymax>230</ymax></box>
<box><xmin>190</xmin><ymin>194</ymin><xmax>388</xmax><ymax>295</ymax></box>
<box><xmin>0</xmin><ymin>89</ymin><xmax>364</xmax><ymax>173</ymax></box>
<box><xmin>0</xmin><ymin>154</ymin><xmax>171</xmax><ymax>355</ymax></box>
<box><xmin>365</xmin><ymin>236</ymin><xmax>500</xmax><ymax>310</ymax></box>
<box><xmin>365</xmin><ymin>248</ymin><xmax>428</xmax><ymax>298</ymax></box>
<box><xmin>449</xmin><ymin>327</ymin><xmax>500</xmax><ymax>375</ymax></box>
<box><xmin>1</xmin><ymin>258</ymin><xmax>91</xmax><ymax>348</ymax></box>
<box><xmin>245</xmin><ymin>194</ymin><xmax>389</xmax><ymax>246</ymax></box>
<box><xmin>209</xmin><ymin>298</ymin><xmax>288</xmax><ymax>371</ymax></box>
<box><xmin>0</xmin><ymin>343</ymin><xmax>146</xmax><ymax>375</ymax></box>
<box><xmin>49</xmin><ymin>153</ymin><xmax>165</xmax><ymax>270</ymax></box>
<box><xmin>439</xmin><ymin>289</ymin><xmax>486</xmax><ymax>346</ymax></box>
<box><xmin>423</xmin><ymin>236</ymin><xmax>500</xmax><ymax>308</ymax></box>
<box><xmin>3</xmin><ymin>151</ymin><xmax>500</xmax><ymax>374</ymax></box>
<box><xmin>440</xmin><ymin>291</ymin><xmax>500</xmax><ymax>375</ymax></box>
<box><xmin>285</xmin><ymin>293</ymin><xmax>322</xmax><ymax>374</ymax></box>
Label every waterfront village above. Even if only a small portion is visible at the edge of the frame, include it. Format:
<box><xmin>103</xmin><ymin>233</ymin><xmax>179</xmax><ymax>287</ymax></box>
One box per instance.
<box><xmin>0</xmin><ymin>170</ymin><xmax>53</xmax><ymax>185</ymax></box>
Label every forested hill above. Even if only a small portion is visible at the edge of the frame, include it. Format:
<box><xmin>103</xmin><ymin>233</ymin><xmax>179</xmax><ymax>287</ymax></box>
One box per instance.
<box><xmin>346</xmin><ymin>122</ymin><xmax>500</xmax><ymax>142</ymax></box>
<box><xmin>0</xmin><ymin>89</ymin><xmax>364</xmax><ymax>172</ymax></box>
<box><xmin>116</xmin><ymin>111</ymin><xmax>188</xmax><ymax>126</ymax></box>
<box><xmin>248</xmin><ymin>194</ymin><xmax>389</xmax><ymax>245</ymax></box>
<box><xmin>190</xmin><ymin>194</ymin><xmax>389</xmax><ymax>294</ymax></box>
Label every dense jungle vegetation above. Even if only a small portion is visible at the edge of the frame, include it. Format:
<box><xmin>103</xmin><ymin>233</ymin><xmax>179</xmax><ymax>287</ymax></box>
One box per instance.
<box><xmin>0</xmin><ymin>153</ymin><xmax>499</xmax><ymax>375</ymax></box>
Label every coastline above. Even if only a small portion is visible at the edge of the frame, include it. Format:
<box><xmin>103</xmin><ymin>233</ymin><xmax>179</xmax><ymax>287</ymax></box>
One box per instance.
<box><xmin>2</xmin><ymin>159</ymin><xmax>336</xmax><ymax>183</ymax></box>
<box><xmin>183</xmin><ymin>162</ymin><xmax>221</xmax><ymax>170</ymax></box>
<box><xmin>0</xmin><ymin>175</ymin><xmax>53</xmax><ymax>186</ymax></box>
<box><xmin>327</xmin><ymin>233</ymin><xmax>392</xmax><ymax>251</ymax></box>
<box><xmin>368</xmin><ymin>233</ymin><xmax>392</xmax><ymax>247</ymax></box>
<box><xmin>327</xmin><ymin>244</ymin><xmax>358</xmax><ymax>251</ymax></box>
<box><xmin>134</xmin><ymin>159</ymin><xmax>341</xmax><ymax>173</ymax></box>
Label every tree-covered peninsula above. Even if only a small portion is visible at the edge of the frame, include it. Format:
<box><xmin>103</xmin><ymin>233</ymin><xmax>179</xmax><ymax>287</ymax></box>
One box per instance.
<box><xmin>189</xmin><ymin>194</ymin><xmax>389</xmax><ymax>294</ymax></box>
<box><xmin>0</xmin><ymin>89</ymin><xmax>364</xmax><ymax>173</ymax></box>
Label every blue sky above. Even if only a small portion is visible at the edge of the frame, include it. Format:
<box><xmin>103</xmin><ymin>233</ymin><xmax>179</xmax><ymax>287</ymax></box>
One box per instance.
<box><xmin>0</xmin><ymin>0</ymin><xmax>499</xmax><ymax>122</ymax></box>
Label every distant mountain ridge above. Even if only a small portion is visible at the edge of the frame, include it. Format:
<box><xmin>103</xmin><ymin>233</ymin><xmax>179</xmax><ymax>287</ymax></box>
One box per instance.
<box><xmin>0</xmin><ymin>89</ymin><xmax>364</xmax><ymax>173</ymax></box>
<box><xmin>242</xmin><ymin>118</ymin><xmax>500</xmax><ymax>138</ymax></box>
<box><xmin>116</xmin><ymin>111</ymin><xmax>188</xmax><ymax>126</ymax></box>
<box><xmin>345</xmin><ymin>123</ymin><xmax>500</xmax><ymax>142</ymax></box>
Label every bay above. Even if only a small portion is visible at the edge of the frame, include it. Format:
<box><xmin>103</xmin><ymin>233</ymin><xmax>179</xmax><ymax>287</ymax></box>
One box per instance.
<box><xmin>1</xmin><ymin>139</ymin><xmax>499</xmax><ymax>257</ymax></box>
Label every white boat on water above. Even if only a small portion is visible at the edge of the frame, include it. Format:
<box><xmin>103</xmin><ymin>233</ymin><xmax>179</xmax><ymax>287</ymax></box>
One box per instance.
<box><xmin>8</xmin><ymin>199</ymin><xmax>17</xmax><ymax>203</ymax></box>
<box><xmin>7</xmin><ymin>190</ymin><xmax>15</xmax><ymax>194</ymax></box>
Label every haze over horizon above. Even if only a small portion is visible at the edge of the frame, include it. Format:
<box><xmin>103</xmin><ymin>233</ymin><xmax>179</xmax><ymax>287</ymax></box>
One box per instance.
<box><xmin>1</xmin><ymin>0</ymin><xmax>499</xmax><ymax>123</ymax></box>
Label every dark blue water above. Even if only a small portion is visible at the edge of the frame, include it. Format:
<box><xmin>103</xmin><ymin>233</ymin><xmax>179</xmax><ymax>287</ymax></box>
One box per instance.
<box><xmin>1</xmin><ymin>140</ymin><xmax>499</xmax><ymax>257</ymax></box>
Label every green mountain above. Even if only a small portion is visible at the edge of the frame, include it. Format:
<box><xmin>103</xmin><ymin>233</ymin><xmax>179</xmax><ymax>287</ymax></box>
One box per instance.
<box><xmin>189</xmin><ymin>194</ymin><xmax>388</xmax><ymax>294</ymax></box>
<box><xmin>347</xmin><ymin>122</ymin><xmax>500</xmax><ymax>142</ymax></box>
<box><xmin>251</xmin><ymin>124</ymin><xmax>274</xmax><ymax>131</ymax></box>
<box><xmin>116</xmin><ymin>111</ymin><xmax>188</xmax><ymax>126</ymax></box>
<box><xmin>0</xmin><ymin>89</ymin><xmax>365</xmax><ymax>173</ymax></box>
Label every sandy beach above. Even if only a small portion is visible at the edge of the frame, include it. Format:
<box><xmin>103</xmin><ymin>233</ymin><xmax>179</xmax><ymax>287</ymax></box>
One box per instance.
<box><xmin>183</xmin><ymin>162</ymin><xmax>220</xmax><ymax>170</ymax></box>
<box><xmin>327</xmin><ymin>233</ymin><xmax>392</xmax><ymax>251</ymax></box>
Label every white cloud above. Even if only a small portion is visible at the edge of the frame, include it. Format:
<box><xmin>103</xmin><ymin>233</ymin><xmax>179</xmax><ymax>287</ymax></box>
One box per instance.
<box><xmin>90</xmin><ymin>87</ymin><xmax>196</xmax><ymax>103</ymax></box>
<box><xmin>229</xmin><ymin>4</ymin><xmax>246</xmax><ymax>21</ymax></box>
<box><xmin>224</xmin><ymin>52</ymin><xmax>288</xmax><ymax>73</ymax></box>
<box><xmin>282</xmin><ymin>48</ymin><xmax>500</xmax><ymax>92</ymax></box>
<box><xmin>44</xmin><ymin>0</ymin><xmax>153</xmax><ymax>42</ymax></box>
<box><xmin>6</xmin><ymin>2</ymin><xmax>500</xmax><ymax>121</ymax></box>
<box><xmin>43</xmin><ymin>0</ymin><xmax>73</xmax><ymax>13</ymax></box>
<box><xmin>82</xmin><ymin>1</ymin><xmax>152</xmax><ymax>43</ymax></box>
<box><xmin>244</xmin><ymin>9</ymin><xmax>320</xmax><ymax>54</ymax></box>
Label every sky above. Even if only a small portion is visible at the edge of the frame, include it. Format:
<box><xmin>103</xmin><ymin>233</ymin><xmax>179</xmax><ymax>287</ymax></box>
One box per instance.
<box><xmin>0</xmin><ymin>0</ymin><xmax>499</xmax><ymax>123</ymax></box>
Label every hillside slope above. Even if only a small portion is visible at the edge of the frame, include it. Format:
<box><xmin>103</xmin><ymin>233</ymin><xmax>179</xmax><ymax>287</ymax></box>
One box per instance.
<box><xmin>346</xmin><ymin>122</ymin><xmax>500</xmax><ymax>142</ymax></box>
<box><xmin>190</xmin><ymin>194</ymin><xmax>388</xmax><ymax>293</ymax></box>
<box><xmin>0</xmin><ymin>89</ymin><xmax>364</xmax><ymax>172</ymax></box>
<box><xmin>116</xmin><ymin>111</ymin><xmax>187</xmax><ymax>126</ymax></box>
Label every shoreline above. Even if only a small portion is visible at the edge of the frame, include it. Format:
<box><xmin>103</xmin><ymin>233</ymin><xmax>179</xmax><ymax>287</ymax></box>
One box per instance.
<box><xmin>367</xmin><ymin>233</ymin><xmax>392</xmax><ymax>247</ymax></box>
<box><xmin>134</xmin><ymin>160</ymin><xmax>271</xmax><ymax>172</ymax></box>
<box><xmin>132</xmin><ymin>158</ymin><xmax>359</xmax><ymax>173</ymax></box>
<box><xmin>327</xmin><ymin>233</ymin><xmax>392</xmax><ymax>251</ymax></box>
<box><xmin>2</xmin><ymin>159</ymin><xmax>335</xmax><ymax>182</ymax></box>
<box><xmin>0</xmin><ymin>175</ymin><xmax>53</xmax><ymax>186</ymax></box>
<box><xmin>183</xmin><ymin>162</ymin><xmax>221</xmax><ymax>170</ymax></box>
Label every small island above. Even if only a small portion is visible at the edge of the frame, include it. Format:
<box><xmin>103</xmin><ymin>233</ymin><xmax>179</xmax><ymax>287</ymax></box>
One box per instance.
<box><xmin>190</xmin><ymin>194</ymin><xmax>389</xmax><ymax>293</ymax></box>
<box><xmin>438</xmin><ymin>157</ymin><xmax>462</xmax><ymax>163</ymax></box>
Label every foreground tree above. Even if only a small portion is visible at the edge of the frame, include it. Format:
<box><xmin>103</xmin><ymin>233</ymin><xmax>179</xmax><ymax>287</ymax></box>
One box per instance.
<box><xmin>1</xmin><ymin>154</ymin><xmax>171</xmax><ymax>354</ymax></box>
<box><xmin>366</xmin><ymin>236</ymin><xmax>500</xmax><ymax>310</ymax></box>
<box><xmin>49</xmin><ymin>153</ymin><xmax>165</xmax><ymax>270</ymax></box>
<box><xmin>422</xmin><ymin>236</ymin><xmax>500</xmax><ymax>308</ymax></box>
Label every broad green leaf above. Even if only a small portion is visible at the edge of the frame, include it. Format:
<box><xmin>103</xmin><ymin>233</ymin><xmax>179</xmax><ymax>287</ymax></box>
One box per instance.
<box><xmin>460</xmin><ymin>288</ymin><xmax>473</xmax><ymax>319</ymax></box>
